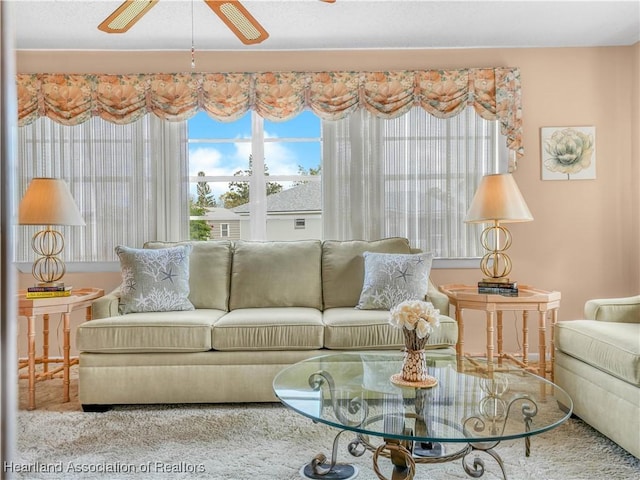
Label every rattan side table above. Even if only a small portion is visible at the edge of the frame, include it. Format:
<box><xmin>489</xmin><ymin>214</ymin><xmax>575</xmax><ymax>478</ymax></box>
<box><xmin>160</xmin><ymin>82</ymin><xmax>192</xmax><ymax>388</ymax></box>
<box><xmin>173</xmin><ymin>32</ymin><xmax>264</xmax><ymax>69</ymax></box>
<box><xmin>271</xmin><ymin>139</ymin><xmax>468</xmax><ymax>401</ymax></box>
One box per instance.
<box><xmin>17</xmin><ymin>287</ymin><xmax>104</xmax><ymax>410</ymax></box>
<box><xmin>438</xmin><ymin>284</ymin><xmax>561</xmax><ymax>379</ymax></box>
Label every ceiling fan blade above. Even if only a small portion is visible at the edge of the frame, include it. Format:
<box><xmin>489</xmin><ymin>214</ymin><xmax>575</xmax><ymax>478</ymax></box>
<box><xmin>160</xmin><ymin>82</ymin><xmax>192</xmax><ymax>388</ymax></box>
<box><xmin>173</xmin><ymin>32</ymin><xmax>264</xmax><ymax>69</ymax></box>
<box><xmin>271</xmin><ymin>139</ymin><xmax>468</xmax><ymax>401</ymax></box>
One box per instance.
<box><xmin>98</xmin><ymin>0</ymin><xmax>159</xmax><ymax>33</ymax></box>
<box><xmin>204</xmin><ymin>1</ymin><xmax>269</xmax><ymax>45</ymax></box>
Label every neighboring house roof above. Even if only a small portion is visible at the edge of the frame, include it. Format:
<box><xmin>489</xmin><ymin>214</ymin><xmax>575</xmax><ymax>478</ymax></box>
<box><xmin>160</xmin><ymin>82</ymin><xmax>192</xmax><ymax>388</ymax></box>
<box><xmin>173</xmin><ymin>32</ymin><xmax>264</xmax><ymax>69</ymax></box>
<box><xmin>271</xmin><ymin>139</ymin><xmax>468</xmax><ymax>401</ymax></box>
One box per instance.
<box><xmin>200</xmin><ymin>207</ymin><xmax>242</xmax><ymax>221</ymax></box>
<box><xmin>232</xmin><ymin>181</ymin><xmax>321</xmax><ymax>214</ymax></box>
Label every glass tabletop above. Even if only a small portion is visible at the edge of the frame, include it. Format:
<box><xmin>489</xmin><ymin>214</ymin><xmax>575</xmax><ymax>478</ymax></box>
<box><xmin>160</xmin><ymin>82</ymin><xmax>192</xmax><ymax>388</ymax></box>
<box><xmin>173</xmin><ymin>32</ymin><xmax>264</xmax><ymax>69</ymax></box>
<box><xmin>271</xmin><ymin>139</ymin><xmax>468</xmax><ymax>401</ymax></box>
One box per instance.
<box><xmin>273</xmin><ymin>352</ymin><xmax>573</xmax><ymax>445</ymax></box>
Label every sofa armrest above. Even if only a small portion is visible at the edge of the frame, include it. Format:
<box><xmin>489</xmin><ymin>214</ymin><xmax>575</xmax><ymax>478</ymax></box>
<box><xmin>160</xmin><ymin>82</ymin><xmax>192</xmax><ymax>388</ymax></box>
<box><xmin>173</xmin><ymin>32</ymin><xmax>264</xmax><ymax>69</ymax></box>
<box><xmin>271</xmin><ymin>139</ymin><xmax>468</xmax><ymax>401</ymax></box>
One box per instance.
<box><xmin>584</xmin><ymin>295</ymin><xmax>640</xmax><ymax>323</ymax></box>
<box><xmin>92</xmin><ymin>287</ymin><xmax>122</xmax><ymax>320</ymax></box>
<box><xmin>427</xmin><ymin>279</ymin><xmax>450</xmax><ymax>316</ymax></box>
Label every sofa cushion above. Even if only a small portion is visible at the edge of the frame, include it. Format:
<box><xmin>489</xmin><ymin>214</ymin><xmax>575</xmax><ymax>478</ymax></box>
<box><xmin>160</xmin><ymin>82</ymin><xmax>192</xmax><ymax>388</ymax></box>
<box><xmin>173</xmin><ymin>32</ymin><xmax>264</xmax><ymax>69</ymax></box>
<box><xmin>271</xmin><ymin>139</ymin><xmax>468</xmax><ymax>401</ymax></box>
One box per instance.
<box><xmin>323</xmin><ymin>308</ymin><xmax>458</xmax><ymax>350</ymax></box>
<box><xmin>357</xmin><ymin>252</ymin><xmax>433</xmax><ymax>309</ymax></box>
<box><xmin>145</xmin><ymin>240</ymin><xmax>232</xmax><ymax>311</ymax></box>
<box><xmin>555</xmin><ymin>320</ymin><xmax>640</xmax><ymax>386</ymax></box>
<box><xmin>322</xmin><ymin>238</ymin><xmax>412</xmax><ymax>309</ymax></box>
<box><xmin>77</xmin><ymin>310</ymin><xmax>225</xmax><ymax>353</ymax></box>
<box><xmin>229</xmin><ymin>240</ymin><xmax>323</xmax><ymax>310</ymax></box>
<box><xmin>116</xmin><ymin>244</ymin><xmax>194</xmax><ymax>314</ymax></box>
<box><xmin>212</xmin><ymin>308</ymin><xmax>324</xmax><ymax>350</ymax></box>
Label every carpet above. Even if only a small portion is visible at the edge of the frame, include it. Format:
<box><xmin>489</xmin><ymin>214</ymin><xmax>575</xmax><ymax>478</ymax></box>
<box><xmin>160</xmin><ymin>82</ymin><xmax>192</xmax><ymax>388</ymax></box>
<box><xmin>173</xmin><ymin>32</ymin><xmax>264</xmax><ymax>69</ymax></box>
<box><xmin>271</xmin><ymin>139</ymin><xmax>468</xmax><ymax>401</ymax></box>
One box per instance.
<box><xmin>11</xmin><ymin>372</ymin><xmax>640</xmax><ymax>480</ymax></box>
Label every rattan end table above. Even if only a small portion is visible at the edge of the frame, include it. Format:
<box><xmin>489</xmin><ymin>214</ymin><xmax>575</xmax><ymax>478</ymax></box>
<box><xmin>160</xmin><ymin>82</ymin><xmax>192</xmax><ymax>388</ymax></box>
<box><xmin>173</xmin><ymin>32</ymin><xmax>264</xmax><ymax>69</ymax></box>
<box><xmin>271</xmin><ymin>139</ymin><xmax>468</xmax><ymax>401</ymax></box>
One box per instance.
<box><xmin>438</xmin><ymin>284</ymin><xmax>561</xmax><ymax>379</ymax></box>
<box><xmin>17</xmin><ymin>287</ymin><xmax>104</xmax><ymax>410</ymax></box>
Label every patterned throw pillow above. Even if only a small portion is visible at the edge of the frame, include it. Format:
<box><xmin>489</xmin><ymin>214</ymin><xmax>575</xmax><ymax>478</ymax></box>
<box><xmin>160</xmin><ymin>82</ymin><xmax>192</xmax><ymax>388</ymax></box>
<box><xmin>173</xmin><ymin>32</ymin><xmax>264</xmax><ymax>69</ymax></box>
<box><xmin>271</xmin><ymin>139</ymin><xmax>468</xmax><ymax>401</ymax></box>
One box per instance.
<box><xmin>356</xmin><ymin>252</ymin><xmax>433</xmax><ymax>310</ymax></box>
<box><xmin>116</xmin><ymin>245</ymin><xmax>194</xmax><ymax>314</ymax></box>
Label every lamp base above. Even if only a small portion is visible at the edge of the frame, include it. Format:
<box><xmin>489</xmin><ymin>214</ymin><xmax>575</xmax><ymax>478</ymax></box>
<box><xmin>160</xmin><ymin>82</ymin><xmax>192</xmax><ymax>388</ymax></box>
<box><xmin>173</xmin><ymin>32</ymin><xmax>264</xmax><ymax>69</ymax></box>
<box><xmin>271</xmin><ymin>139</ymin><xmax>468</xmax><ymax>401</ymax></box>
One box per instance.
<box><xmin>31</xmin><ymin>227</ymin><xmax>67</xmax><ymax>285</ymax></box>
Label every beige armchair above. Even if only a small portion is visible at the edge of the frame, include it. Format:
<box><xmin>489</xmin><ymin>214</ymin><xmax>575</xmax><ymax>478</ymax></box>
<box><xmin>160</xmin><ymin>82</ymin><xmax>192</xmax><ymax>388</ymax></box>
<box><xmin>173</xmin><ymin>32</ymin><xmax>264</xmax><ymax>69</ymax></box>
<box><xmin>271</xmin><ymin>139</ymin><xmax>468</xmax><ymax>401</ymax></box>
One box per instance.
<box><xmin>584</xmin><ymin>295</ymin><xmax>640</xmax><ymax>323</ymax></box>
<box><xmin>554</xmin><ymin>294</ymin><xmax>640</xmax><ymax>458</ymax></box>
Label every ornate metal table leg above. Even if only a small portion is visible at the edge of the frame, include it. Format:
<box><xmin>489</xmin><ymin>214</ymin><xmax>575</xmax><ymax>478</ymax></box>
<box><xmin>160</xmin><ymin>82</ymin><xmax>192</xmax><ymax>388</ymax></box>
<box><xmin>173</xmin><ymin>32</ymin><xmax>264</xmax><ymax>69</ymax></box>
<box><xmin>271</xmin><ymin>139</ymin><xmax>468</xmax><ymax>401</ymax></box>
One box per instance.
<box><xmin>461</xmin><ymin>443</ymin><xmax>507</xmax><ymax>480</ymax></box>
<box><xmin>301</xmin><ymin>429</ymin><xmax>358</xmax><ymax>480</ymax></box>
<box><xmin>461</xmin><ymin>390</ymin><xmax>539</xmax><ymax>480</ymax></box>
<box><xmin>372</xmin><ymin>438</ymin><xmax>416</xmax><ymax>480</ymax></box>
<box><xmin>301</xmin><ymin>370</ymin><xmax>368</xmax><ymax>480</ymax></box>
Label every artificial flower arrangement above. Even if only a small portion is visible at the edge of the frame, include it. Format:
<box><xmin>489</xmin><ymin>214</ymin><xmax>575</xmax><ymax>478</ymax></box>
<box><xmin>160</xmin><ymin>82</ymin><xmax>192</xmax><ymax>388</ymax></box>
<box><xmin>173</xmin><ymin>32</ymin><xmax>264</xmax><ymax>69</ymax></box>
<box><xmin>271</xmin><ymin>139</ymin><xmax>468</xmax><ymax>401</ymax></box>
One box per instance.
<box><xmin>389</xmin><ymin>299</ymin><xmax>440</xmax><ymax>351</ymax></box>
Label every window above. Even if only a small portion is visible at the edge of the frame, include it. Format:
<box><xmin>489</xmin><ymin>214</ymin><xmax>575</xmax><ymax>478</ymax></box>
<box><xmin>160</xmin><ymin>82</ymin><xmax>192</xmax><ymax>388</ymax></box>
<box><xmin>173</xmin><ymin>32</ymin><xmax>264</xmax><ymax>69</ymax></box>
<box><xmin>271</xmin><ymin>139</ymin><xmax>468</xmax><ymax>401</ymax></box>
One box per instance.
<box><xmin>15</xmin><ymin>116</ymin><xmax>189</xmax><ymax>266</ymax></box>
<box><xmin>191</xmin><ymin>107</ymin><xmax>503</xmax><ymax>259</ymax></box>
<box><xmin>188</xmin><ymin>110</ymin><xmax>322</xmax><ymax>241</ymax></box>
<box><xmin>322</xmin><ymin>107</ymin><xmax>507</xmax><ymax>259</ymax></box>
<box><xmin>16</xmin><ymin>106</ymin><xmax>503</xmax><ymax>268</ymax></box>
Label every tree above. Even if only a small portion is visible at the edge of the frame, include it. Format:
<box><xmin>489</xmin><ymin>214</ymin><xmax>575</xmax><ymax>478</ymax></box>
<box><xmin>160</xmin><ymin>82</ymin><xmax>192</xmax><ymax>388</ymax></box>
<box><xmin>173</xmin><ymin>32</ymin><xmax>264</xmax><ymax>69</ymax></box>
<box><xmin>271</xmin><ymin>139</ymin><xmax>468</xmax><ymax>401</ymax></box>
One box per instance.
<box><xmin>196</xmin><ymin>171</ymin><xmax>216</xmax><ymax>208</ymax></box>
<box><xmin>293</xmin><ymin>164</ymin><xmax>321</xmax><ymax>186</ymax></box>
<box><xmin>189</xmin><ymin>198</ymin><xmax>211</xmax><ymax>240</ymax></box>
<box><xmin>220</xmin><ymin>156</ymin><xmax>283</xmax><ymax>209</ymax></box>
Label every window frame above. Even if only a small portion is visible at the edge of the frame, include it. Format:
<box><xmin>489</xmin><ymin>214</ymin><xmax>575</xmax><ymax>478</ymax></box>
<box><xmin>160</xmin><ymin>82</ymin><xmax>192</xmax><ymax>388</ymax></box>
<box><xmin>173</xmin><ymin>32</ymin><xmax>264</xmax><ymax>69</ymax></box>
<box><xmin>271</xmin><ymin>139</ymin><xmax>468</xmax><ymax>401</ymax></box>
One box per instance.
<box><xmin>188</xmin><ymin>111</ymin><xmax>322</xmax><ymax>241</ymax></box>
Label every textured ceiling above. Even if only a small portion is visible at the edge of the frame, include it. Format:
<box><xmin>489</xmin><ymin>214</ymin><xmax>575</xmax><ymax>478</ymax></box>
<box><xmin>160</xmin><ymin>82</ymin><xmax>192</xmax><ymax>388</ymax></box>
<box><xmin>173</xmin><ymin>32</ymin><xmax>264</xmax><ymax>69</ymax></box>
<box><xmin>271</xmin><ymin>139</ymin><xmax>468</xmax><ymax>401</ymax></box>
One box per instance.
<box><xmin>9</xmin><ymin>0</ymin><xmax>640</xmax><ymax>51</ymax></box>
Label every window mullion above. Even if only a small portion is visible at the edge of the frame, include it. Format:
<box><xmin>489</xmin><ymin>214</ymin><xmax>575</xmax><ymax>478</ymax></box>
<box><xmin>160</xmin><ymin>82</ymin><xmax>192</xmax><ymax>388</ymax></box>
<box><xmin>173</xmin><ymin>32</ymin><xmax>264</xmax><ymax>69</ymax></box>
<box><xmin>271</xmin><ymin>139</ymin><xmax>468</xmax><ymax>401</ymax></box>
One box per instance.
<box><xmin>250</xmin><ymin>112</ymin><xmax>267</xmax><ymax>240</ymax></box>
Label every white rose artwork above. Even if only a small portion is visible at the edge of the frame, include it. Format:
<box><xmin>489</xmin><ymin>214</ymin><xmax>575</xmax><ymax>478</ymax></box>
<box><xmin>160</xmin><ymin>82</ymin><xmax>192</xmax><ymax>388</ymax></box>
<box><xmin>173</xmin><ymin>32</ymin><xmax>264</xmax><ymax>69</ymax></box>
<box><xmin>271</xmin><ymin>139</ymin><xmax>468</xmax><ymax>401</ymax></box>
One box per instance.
<box><xmin>541</xmin><ymin>126</ymin><xmax>596</xmax><ymax>180</ymax></box>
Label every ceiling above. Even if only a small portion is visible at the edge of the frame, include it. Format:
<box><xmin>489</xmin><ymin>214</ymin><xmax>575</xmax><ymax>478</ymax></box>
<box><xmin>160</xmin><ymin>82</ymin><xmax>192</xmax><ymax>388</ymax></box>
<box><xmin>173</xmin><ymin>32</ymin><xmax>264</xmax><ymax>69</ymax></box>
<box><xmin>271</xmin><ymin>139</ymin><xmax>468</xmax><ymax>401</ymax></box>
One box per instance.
<box><xmin>9</xmin><ymin>0</ymin><xmax>640</xmax><ymax>52</ymax></box>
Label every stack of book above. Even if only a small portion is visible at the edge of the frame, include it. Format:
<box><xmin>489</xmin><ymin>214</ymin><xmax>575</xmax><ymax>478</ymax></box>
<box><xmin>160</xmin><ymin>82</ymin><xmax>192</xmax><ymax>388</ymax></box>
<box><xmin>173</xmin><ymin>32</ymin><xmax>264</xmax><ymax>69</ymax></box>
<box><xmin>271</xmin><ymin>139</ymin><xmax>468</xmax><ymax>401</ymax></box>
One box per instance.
<box><xmin>25</xmin><ymin>285</ymin><xmax>72</xmax><ymax>299</ymax></box>
<box><xmin>477</xmin><ymin>281</ymin><xmax>518</xmax><ymax>297</ymax></box>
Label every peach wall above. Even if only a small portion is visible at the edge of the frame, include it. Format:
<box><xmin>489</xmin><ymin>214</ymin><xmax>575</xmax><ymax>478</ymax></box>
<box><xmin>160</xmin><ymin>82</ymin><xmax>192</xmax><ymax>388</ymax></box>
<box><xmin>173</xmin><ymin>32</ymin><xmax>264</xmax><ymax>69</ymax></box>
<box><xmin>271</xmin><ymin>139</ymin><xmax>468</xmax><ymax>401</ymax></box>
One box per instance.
<box><xmin>15</xmin><ymin>45</ymin><xmax>639</xmax><ymax>358</ymax></box>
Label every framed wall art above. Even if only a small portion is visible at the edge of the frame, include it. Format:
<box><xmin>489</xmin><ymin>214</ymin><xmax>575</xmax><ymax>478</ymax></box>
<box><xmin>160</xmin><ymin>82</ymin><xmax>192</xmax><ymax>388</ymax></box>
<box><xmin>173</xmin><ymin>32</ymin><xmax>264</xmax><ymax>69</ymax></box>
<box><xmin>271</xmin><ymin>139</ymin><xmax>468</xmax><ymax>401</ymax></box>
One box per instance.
<box><xmin>540</xmin><ymin>126</ymin><xmax>596</xmax><ymax>180</ymax></box>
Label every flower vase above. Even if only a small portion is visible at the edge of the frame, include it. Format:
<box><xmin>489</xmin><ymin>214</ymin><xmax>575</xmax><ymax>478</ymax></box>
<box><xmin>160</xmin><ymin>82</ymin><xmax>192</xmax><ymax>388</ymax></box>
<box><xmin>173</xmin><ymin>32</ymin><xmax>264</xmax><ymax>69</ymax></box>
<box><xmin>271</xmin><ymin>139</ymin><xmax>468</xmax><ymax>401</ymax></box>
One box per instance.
<box><xmin>388</xmin><ymin>300</ymin><xmax>440</xmax><ymax>388</ymax></box>
<box><xmin>402</xmin><ymin>348</ymin><xmax>429</xmax><ymax>382</ymax></box>
<box><xmin>390</xmin><ymin>346</ymin><xmax>438</xmax><ymax>388</ymax></box>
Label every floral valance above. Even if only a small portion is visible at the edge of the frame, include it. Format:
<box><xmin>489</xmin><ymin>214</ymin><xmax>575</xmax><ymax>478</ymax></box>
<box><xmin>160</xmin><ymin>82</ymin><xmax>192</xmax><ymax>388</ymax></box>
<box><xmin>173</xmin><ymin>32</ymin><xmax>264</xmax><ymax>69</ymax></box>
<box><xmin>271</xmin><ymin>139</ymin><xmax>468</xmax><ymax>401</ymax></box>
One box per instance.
<box><xmin>16</xmin><ymin>68</ymin><xmax>523</xmax><ymax>157</ymax></box>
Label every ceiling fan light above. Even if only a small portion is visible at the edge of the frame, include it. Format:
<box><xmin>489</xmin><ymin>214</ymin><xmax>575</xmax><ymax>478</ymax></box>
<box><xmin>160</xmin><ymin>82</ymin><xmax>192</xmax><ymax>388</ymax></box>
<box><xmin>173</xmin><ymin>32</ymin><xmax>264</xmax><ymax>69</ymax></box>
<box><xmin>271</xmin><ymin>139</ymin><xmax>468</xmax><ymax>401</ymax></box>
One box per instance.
<box><xmin>99</xmin><ymin>0</ymin><xmax>158</xmax><ymax>33</ymax></box>
<box><xmin>219</xmin><ymin>3</ymin><xmax>261</xmax><ymax>40</ymax></box>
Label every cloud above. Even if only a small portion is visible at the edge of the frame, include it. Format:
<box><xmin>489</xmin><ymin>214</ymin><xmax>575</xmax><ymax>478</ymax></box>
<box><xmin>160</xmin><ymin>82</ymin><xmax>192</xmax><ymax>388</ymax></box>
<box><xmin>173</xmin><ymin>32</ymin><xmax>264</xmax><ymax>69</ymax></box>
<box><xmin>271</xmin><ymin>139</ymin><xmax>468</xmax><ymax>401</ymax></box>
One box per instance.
<box><xmin>188</xmin><ymin>147</ymin><xmax>295</xmax><ymax>200</ymax></box>
<box><xmin>188</xmin><ymin>130</ymin><xmax>312</xmax><ymax>199</ymax></box>
<box><xmin>188</xmin><ymin>146</ymin><xmax>244</xmax><ymax>177</ymax></box>
<box><xmin>189</xmin><ymin>131</ymin><xmax>302</xmax><ymax>177</ymax></box>
<box><xmin>188</xmin><ymin>147</ymin><xmax>241</xmax><ymax>199</ymax></box>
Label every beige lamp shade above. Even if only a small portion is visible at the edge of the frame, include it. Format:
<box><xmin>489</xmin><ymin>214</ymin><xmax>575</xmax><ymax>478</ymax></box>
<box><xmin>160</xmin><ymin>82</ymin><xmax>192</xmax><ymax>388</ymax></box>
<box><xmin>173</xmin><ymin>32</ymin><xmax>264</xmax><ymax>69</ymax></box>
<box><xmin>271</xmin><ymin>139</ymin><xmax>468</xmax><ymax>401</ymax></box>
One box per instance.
<box><xmin>465</xmin><ymin>173</ymin><xmax>533</xmax><ymax>224</ymax></box>
<box><xmin>19</xmin><ymin>178</ymin><xmax>85</xmax><ymax>226</ymax></box>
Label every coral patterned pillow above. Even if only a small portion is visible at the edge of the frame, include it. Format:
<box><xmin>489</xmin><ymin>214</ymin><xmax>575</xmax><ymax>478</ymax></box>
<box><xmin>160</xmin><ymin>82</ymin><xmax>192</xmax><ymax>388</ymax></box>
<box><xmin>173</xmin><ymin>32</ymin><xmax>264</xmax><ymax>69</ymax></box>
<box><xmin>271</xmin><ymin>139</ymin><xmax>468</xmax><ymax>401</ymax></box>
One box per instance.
<box><xmin>116</xmin><ymin>245</ymin><xmax>194</xmax><ymax>314</ymax></box>
<box><xmin>356</xmin><ymin>252</ymin><xmax>433</xmax><ymax>310</ymax></box>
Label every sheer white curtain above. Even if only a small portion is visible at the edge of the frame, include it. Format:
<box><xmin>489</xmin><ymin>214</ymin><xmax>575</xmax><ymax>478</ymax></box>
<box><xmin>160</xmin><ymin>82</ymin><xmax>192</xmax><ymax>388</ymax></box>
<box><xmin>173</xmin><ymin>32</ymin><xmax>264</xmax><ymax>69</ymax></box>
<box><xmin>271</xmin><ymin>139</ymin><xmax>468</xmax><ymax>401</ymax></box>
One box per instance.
<box><xmin>322</xmin><ymin>109</ymin><xmax>386</xmax><ymax>241</ymax></box>
<box><xmin>15</xmin><ymin>115</ymin><xmax>189</xmax><ymax>264</ymax></box>
<box><xmin>322</xmin><ymin>107</ymin><xmax>507</xmax><ymax>258</ymax></box>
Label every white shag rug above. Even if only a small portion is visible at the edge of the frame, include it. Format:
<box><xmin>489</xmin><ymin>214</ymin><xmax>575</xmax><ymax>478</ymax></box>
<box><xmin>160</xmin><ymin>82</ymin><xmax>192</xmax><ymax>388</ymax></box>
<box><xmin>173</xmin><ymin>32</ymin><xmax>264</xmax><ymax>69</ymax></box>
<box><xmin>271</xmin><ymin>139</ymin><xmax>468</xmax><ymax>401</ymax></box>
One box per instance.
<box><xmin>11</xmin><ymin>372</ymin><xmax>640</xmax><ymax>480</ymax></box>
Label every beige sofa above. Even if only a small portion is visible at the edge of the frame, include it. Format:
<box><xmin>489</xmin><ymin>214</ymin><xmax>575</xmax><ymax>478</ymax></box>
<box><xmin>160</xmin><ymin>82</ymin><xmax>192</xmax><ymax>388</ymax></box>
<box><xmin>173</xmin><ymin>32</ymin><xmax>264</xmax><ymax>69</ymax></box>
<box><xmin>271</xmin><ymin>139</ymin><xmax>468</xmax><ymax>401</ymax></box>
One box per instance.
<box><xmin>77</xmin><ymin>238</ymin><xmax>457</xmax><ymax>410</ymax></box>
<box><xmin>554</xmin><ymin>295</ymin><xmax>640</xmax><ymax>458</ymax></box>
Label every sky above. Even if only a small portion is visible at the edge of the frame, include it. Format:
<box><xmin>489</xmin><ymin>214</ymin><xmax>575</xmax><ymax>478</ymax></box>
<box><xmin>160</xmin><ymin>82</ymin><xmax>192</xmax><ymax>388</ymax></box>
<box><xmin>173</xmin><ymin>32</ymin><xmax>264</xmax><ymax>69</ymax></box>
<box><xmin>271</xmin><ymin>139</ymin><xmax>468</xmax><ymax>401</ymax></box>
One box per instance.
<box><xmin>187</xmin><ymin>110</ymin><xmax>322</xmax><ymax>185</ymax></box>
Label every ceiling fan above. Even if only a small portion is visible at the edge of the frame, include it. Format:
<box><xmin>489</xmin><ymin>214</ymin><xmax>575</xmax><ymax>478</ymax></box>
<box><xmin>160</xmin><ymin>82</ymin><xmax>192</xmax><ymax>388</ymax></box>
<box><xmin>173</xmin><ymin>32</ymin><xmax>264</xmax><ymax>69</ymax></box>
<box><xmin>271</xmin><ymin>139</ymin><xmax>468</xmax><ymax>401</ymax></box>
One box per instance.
<box><xmin>98</xmin><ymin>0</ymin><xmax>336</xmax><ymax>45</ymax></box>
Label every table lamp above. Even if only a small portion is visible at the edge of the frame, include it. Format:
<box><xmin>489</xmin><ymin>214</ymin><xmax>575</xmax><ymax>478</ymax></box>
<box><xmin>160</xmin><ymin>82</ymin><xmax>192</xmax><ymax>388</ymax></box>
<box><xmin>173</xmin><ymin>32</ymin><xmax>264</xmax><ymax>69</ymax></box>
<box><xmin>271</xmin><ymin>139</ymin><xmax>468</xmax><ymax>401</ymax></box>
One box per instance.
<box><xmin>18</xmin><ymin>177</ymin><xmax>85</xmax><ymax>286</ymax></box>
<box><xmin>464</xmin><ymin>173</ymin><xmax>533</xmax><ymax>283</ymax></box>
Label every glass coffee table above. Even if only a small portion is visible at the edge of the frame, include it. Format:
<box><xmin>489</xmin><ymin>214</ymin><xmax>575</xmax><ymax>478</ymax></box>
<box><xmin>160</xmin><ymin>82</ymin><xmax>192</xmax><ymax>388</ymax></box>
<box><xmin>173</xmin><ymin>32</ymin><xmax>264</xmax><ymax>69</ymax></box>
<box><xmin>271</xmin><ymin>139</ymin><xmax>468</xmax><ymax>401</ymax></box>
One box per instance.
<box><xmin>273</xmin><ymin>352</ymin><xmax>572</xmax><ymax>480</ymax></box>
